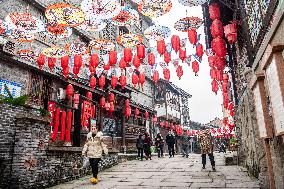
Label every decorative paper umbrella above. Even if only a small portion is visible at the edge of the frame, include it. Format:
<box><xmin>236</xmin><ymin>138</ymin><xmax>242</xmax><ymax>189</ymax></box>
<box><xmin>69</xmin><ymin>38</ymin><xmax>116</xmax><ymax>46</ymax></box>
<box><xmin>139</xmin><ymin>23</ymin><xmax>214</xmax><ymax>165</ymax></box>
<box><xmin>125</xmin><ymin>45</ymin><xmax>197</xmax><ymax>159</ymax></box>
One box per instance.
<box><xmin>45</xmin><ymin>3</ymin><xmax>85</xmax><ymax>27</ymax></box>
<box><xmin>5</xmin><ymin>12</ymin><xmax>45</xmax><ymax>34</ymax></box>
<box><xmin>46</xmin><ymin>22</ymin><xmax>73</xmax><ymax>39</ymax></box>
<box><xmin>144</xmin><ymin>25</ymin><xmax>171</xmax><ymax>40</ymax></box>
<box><xmin>178</xmin><ymin>0</ymin><xmax>207</xmax><ymax>7</ymax></box>
<box><xmin>42</xmin><ymin>47</ymin><xmax>67</xmax><ymax>58</ymax></box>
<box><xmin>117</xmin><ymin>33</ymin><xmax>143</xmax><ymax>48</ymax></box>
<box><xmin>17</xmin><ymin>49</ymin><xmax>36</xmax><ymax>61</ymax></box>
<box><xmin>5</xmin><ymin>30</ymin><xmax>35</xmax><ymax>42</ymax></box>
<box><xmin>89</xmin><ymin>39</ymin><xmax>115</xmax><ymax>51</ymax></box>
<box><xmin>174</xmin><ymin>17</ymin><xmax>203</xmax><ymax>32</ymax></box>
<box><xmin>78</xmin><ymin>18</ymin><xmax>107</xmax><ymax>31</ymax></box>
<box><xmin>138</xmin><ymin>0</ymin><xmax>172</xmax><ymax>18</ymax></box>
<box><xmin>81</xmin><ymin>0</ymin><xmax>121</xmax><ymax>20</ymax></box>
<box><xmin>66</xmin><ymin>42</ymin><xmax>88</xmax><ymax>55</ymax></box>
<box><xmin>112</xmin><ymin>6</ymin><xmax>139</xmax><ymax>26</ymax></box>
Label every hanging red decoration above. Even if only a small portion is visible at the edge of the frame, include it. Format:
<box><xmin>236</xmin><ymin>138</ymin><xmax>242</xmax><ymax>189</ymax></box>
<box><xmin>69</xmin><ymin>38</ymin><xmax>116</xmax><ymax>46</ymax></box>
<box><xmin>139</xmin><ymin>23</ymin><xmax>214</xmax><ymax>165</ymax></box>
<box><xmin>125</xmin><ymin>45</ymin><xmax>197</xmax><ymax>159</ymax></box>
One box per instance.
<box><xmin>86</xmin><ymin>91</ymin><xmax>92</xmax><ymax>99</ymax></box>
<box><xmin>90</xmin><ymin>54</ymin><xmax>99</xmax><ymax>68</ymax></box>
<box><xmin>120</xmin><ymin>75</ymin><xmax>127</xmax><ymax>89</ymax></box>
<box><xmin>165</xmin><ymin>121</ymin><xmax>169</xmax><ymax>128</ymax></box>
<box><xmin>224</xmin><ymin>23</ymin><xmax>237</xmax><ymax>44</ymax></box>
<box><xmin>148</xmin><ymin>52</ymin><xmax>155</xmax><ymax>67</ymax></box>
<box><xmin>66</xmin><ymin>110</ymin><xmax>72</xmax><ymax>143</ymax></box>
<box><xmin>187</xmin><ymin>28</ymin><xmax>197</xmax><ymax>45</ymax></box>
<box><xmin>230</xmin><ymin>110</ymin><xmax>234</xmax><ymax>116</ymax></box>
<box><xmin>109</xmin><ymin>92</ymin><xmax>115</xmax><ymax>102</ymax></box>
<box><xmin>100</xmin><ymin>96</ymin><xmax>106</xmax><ymax>108</ymax></box>
<box><xmin>37</xmin><ymin>54</ymin><xmax>45</xmax><ymax>69</ymax></box>
<box><xmin>137</xmin><ymin>44</ymin><xmax>145</xmax><ymax>60</ymax></box>
<box><xmin>192</xmin><ymin>61</ymin><xmax>199</xmax><ymax>76</ymax></box>
<box><xmin>176</xmin><ymin>65</ymin><xmax>183</xmax><ymax>79</ymax></box>
<box><xmin>211</xmin><ymin>79</ymin><xmax>219</xmax><ymax>94</ymax></box>
<box><xmin>90</xmin><ymin>76</ymin><xmax>96</xmax><ymax>89</ymax></box>
<box><xmin>210</xmin><ymin>19</ymin><xmax>223</xmax><ymax>38</ymax></box>
<box><xmin>89</xmin><ymin>66</ymin><xmax>95</xmax><ymax>75</ymax></box>
<box><xmin>125</xmin><ymin>99</ymin><xmax>130</xmax><ymax>107</ymax></box>
<box><xmin>171</xmin><ymin>35</ymin><xmax>180</xmax><ymax>52</ymax></box>
<box><xmin>209</xmin><ymin>3</ymin><xmax>220</xmax><ymax>20</ymax></box>
<box><xmin>210</xmin><ymin>67</ymin><xmax>217</xmax><ymax>79</ymax></box>
<box><xmin>62</xmin><ymin>67</ymin><xmax>69</xmax><ymax>78</ymax></box>
<box><xmin>145</xmin><ymin>111</ymin><xmax>149</xmax><ymax>120</ymax></box>
<box><xmin>66</xmin><ymin>84</ymin><xmax>74</xmax><ymax>99</ymax></box>
<box><xmin>228</xmin><ymin>102</ymin><xmax>234</xmax><ymax>111</ymax></box>
<box><xmin>48</xmin><ymin>57</ymin><xmax>56</xmax><ymax>71</ymax></box>
<box><xmin>222</xmin><ymin>82</ymin><xmax>228</xmax><ymax>93</ymax></box>
<box><xmin>119</xmin><ymin>57</ymin><xmax>127</xmax><ymax>70</ymax></box>
<box><xmin>60</xmin><ymin>110</ymin><xmax>66</xmax><ymax>141</ymax></box>
<box><xmin>153</xmin><ymin>116</ymin><xmax>157</xmax><ymax>124</ymax></box>
<box><xmin>111</xmin><ymin>75</ymin><xmax>118</xmax><ymax>89</ymax></box>
<box><xmin>109</xmin><ymin>50</ymin><xmax>117</xmax><ymax>66</ymax></box>
<box><xmin>74</xmin><ymin>54</ymin><xmax>82</xmax><ymax>68</ymax></box>
<box><xmin>125</xmin><ymin>106</ymin><xmax>131</xmax><ymax>118</ymax></box>
<box><xmin>157</xmin><ymin>39</ymin><xmax>166</xmax><ymax>56</ymax></box>
<box><xmin>164</xmin><ymin>51</ymin><xmax>171</xmax><ymax>65</ymax></box>
<box><xmin>152</xmin><ymin>70</ymin><xmax>159</xmax><ymax>85</ymax></box>
<box><xmin>216</xmin><ymin>70</ymin><xmax>223</xmax><ymax>81</ymax></box>
<box><xmin>51</xmin><ymin>107</ymin><xmax>60</xmax><ymax>141</ymax></box>
<box><xmin>60</xmin><ymin>55</ymin><xmax>69</xmax><ymax>69</ymax></box>
<box><xmin>223</xmin><ymin>73</ymin><xmax>229</xmax><ymax>81</ymax></box>
<box><xmin>103</xmin><ymin>63</ymin><xmax>110</xmax><ymax>71</ymax></box>
<box><xmin>109</xmin><ymin>102</ymin><xmax>115</xmax><ymax>114</ymax></box>
<box><xmin>73</xmin><ymin>93</ymin><xmax>79</xmax><ymax>109</ymax></box>
<box><xmin>179</xmin><ymin>48</ymin><xmax>186</xmax><ymax>62</ymax></box>
<box><xmin>133</xmin><ymin>55</ymin><xmax>141</xmax><ymax>70</ymax></box>
<box><xmin>208</xmin><ymin>55</ymin><xmax>216</xmax><ymax>67</ymax></box>
<box><xmin>196</xmin><ymin>44</ymin><xmax>204</xmax><ymax>59</ymax></box>
<box><xmin>163</xmin><ymin>68</ymin><xmax>170</xmax><ymax>81</ymax></box>
<box><xmin>212</xmin><ymin>37</ymin><xmax>227</xmax><ymax>57</ymax></box>
<box><xmin>132</xmin><ymin>73</ymin><xmax>139</xmax><ymax>88</ymax></box>
<box><xmin>124</xmin><ymin>48</ymin><xmax>132</xmax><ymax>63</ymax></box>
<box><xmin>73</xmin><ymin>66</ymin><xmax>80</xmax><ymax>78</ymax></box>
<box><xmin>139</xmin><ymin>72</ymin><xmax>145</xmax><ymax>90</ymax></box>
<box><xmin>215</xmin><ymin>56</ymin><xmax>226</xmax><ymax>70</ymax></box>
<box><xmin>99</xmin><ymin>75</ymin><xmax>106</xmax><ymax>89</ymax></box>
<box><xmin>134</xmin><ymin>108</ymin><xmax>140</xmax><ymax>118</ymax></box>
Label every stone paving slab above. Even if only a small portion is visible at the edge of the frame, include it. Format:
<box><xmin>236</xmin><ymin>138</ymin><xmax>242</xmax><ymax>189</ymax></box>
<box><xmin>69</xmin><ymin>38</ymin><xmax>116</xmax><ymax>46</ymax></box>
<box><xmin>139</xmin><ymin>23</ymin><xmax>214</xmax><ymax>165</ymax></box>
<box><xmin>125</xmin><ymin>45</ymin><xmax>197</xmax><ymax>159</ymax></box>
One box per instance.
<box><xmin>49</xmin><ymin>153</ymin><xmax>260</xmax><ymax>189</ymax></box>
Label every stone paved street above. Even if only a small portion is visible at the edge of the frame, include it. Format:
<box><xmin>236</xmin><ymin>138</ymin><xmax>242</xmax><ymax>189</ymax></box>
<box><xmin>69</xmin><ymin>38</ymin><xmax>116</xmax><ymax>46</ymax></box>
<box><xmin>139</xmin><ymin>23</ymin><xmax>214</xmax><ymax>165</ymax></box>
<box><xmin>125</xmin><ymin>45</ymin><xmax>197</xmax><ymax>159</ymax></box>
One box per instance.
<box><xmin>50</xmin><ymin>153</ymin><xmax>259</xmax><ymax>189</ymax></box>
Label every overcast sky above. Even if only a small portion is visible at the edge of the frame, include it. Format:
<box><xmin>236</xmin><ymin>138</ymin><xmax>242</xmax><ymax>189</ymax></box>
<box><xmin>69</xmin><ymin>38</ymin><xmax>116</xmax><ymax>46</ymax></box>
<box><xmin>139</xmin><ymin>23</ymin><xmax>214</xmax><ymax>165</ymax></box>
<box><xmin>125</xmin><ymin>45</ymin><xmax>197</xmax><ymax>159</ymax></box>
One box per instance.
<box><xmin>150</xmin><ymin>0</ymin><xmax>223</xmax><ymax>124</ymax></box>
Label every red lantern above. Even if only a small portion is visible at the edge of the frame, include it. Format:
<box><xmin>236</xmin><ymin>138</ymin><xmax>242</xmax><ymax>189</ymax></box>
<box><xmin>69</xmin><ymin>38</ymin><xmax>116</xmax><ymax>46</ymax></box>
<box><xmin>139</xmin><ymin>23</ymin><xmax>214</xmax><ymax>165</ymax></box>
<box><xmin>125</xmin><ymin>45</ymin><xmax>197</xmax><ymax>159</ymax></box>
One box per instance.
<box><xmin>157</xmin><ymin>39</ymin><xmax>166</xmax><ymax>56</ymax></box>
<box><xmin>134</xmin><ymin>108</ymin><xmax>140</xmax><ymax>118</ymax></box>
<box><xmin>164</xmin><ymin>51</ymin><xmax>171</xmax><ymax>65</ymax></box>
<box><xmin>222</xmin><ymin>82</ymin><xmax>228</xmax><ymax>93</ymax></box>
<box><xmin>163</xmin><ymin>68</ymin><xmax>170</xmax><ymax>81</ymax></box>
<box><xmin>208</xmin><ymin>55</ymin><xmax>216</xmax><ymax>67</ymax></box>
<box><xmin>132</xmin><ymin>73</ymin><xmax>139</xmax><ymax>88</ymax></box>
<box><xmin>99</xmin><ymin>97</ymin><xmax>105</xmax><ymax>108</ymax></box>
<box><xmin>90</xmin><ymin>76</ymin><xmax>96</xmax><ymax>89</ymax></box>
<box><xmin>48</xmin><ymin>57</ymin><xmax>56</xmax><ymax>71</ymax></box>
<box><xmin>62</xmin><ymin>67</ymin><xmax>69</xmax><ymax>78</ymax></box>
<box><xmin>99</xmin><ymin>75</ymin><xmax>105</xmax><ymax>89</ymax></box>
<box><xmin>211</xmin><ymin>79</ymin><xmax>219</xmax><ymax>94</ymax></box>
<box><xmin>223</xmin><ymin>73</ymin><xmax>229</xmax><ymax>81</ymax></box>
<box><xmin>210</xmin><ymin>19</ymin><xmax>223</xmax><ymax>38</ymax></box>
<box><xmin>192</xmin><ymin>61</ymin><xmax>199</xmax><ymax>76</ymax></box>
<box><xmin>90</xmin><ymin>54</ymin><xmax>99</xmax><ymax>68</ymax></box>
<box><xmin>103</xmin><ymin>63</ymin><xmax>110</xmax><ymax>71</ymax></box>
<box><xmin>124</xmin><ymin>48</ymin><xmax>132</xmax><ymax>63</ymax></box>
<box><xmin>89</xmin><ymin>65</ymin><xmax>95</xmax><ymax>75</ymax></box>
<box><xmin>215</xmin><ymin>56</ymin><xmax>226</xmax><ymax>70</ymax></box>
<box><xmin>86</xmin><ymin>91</ymin><xmax>92</xmax><ymax>99</ymax></box>
<box><xmin>109</xmin><ymin>102</ymin><xmax>115</xmax><ymax>114</ymax></box>
<box><xmin>188</xmin><ymin>28</ymin><xmax>197</xmax><ymax>45</ymax></box>
<box><xmin>120</xmin><ymin>75</ymin><xmax>127</xmax><ymax>89</ymax></box>
<box><xmin>119</xmin><ymin>57</ymin><xmax>127</xmax><ymax>70</ymax></box>
<box><xmin>111</xmin><ymin>75</ymin><xmax>118</xmax><ymax>89</ymax></box>
<box><xmin>137</xmin><ymin>44</ymin><xmax>145</xmax><ymax>59</ymax></box>
<box><xmin>176</xmin><ymin>65</ymin><xmax>183</xmax><ymax>79</ymax></box>
<box><xmin>60</xmin><ymin>55</ymin><xmax>69</xmax><ymax>69</ymax></box>
<box><xmin>37</xmin><ymin>54</ymin><xmax>45</xmax><ymax>69</ymax></box>
<box><xmin>145</xmin><ymin>111</ymin><xmax>149</xmax><ymax>120</ymax></box>
<box><xmin>210</xmin><ymin>67</ymin><xmax>217</xmax><ymax>79</ymax></box>
<box><xmin>133</xmin><ymin>55</ymin><xmax>141</xmax><ymax>70</ymax></box>
<box><xmin>212</xmin><ymin>37</ymin><xmax>227</xmax><ymax>57</ymax></box>
<box><xmin>165</xmin><ymin>121</ymin><xmax>169</xmax><ymax>128</ymax></box>
<box><xmin>73</xmin><ymin>66</ymin><xmax>80</xmax><ymax>78</ymax></box>
<box><xmin>139</xmin><ymin>72</ymin><xmax>145</xmax><ymax>89</ymax></box>
<box><xmin>109</xmin><ymin>50</ymin><xmax>117</xmax><ymax>66</ymax></box>
<box><xmin>125</xmin><ymin>99</ymin><xmax>130</xmax><ymax>107</ymax></box>
<box><xmin>51</xmin><ymin>107</ymin><xmax>60</xmax><ymax>141</ymax></box>
<box><xmin>171</xmin><ymin>35</ymin><xmax>180</xmax><ymax>52</ymax></box>
<box><xmin>152</xmin><ymin>70</ymin><xmax>159</xmax><ymax>84</ymax></box>
<box><xmin>66</xmin><ymin>84</ymin><xmax>74</xmax><ymax>99</ymax></box>
<box><xmin>179</xmin><ymin>48</ymin><xmax>186</xmax><ymax>62</ymax></box>
<box><xmin>153</xmin><ymin>116</ymin><xmax>157</xmax><ymax>123</ymax></box>
<box><xmin>224</xmin><ymin>23</ymin><xmax>237</xmax><ymax>44</ymax></box>
<box><xmin>125</xmin><ymin>106</ymin><xmax>131</xmax><ymax>118</ymax></box>
<box><xmin>148</xmin><ymin>52</ymin><xmax>155</xmax><ymax>67</ymax></box>
<box><xmin>196</xmin><ymin>44</ymin><xmax>203</xmax><ymax>59</ymax></box>
<box><xmin>216</xmin><ymin>70</ymin><xmax>223</xmax><ymax>81</ymax></box>
<box><xmin>74</xmin><ymin>54</ymin><xmax>82</xmax><ymax>68</ymax></box>
<box><xmin>109</xmin><ymin>92</ymin><xmax>115</xmax><ymax>102</ymax></box>
<box><xmin>209</xmin><ymin>3</ymin><xmax>220</xmax><ymax>20</ymax></box>
<box><xmin>230</xmin><ymin>110</ymin><xmax>234</xmax><ymax>117</ymax></box>
<box><xmin>228</xmin><ymin>102</ymin><xmax>234</xmax><ymax>110</ymax></box>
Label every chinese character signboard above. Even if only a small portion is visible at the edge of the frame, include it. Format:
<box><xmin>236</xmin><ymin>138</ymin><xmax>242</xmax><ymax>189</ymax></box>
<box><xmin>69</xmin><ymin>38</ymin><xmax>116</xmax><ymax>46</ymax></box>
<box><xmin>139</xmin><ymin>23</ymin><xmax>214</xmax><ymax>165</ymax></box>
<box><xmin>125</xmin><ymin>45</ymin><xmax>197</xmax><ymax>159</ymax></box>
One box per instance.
<box><xmin>0</xmin><ymin>79</ymin><xmax>22</xmax><ymax>98</ymax></box>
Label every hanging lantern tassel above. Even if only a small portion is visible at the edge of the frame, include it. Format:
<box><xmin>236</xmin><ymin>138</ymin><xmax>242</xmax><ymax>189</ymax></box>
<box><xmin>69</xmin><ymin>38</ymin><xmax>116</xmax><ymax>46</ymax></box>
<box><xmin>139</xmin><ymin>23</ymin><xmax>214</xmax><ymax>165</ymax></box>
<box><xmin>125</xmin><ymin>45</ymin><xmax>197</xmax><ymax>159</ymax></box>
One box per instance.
<box><xmin>65</xmin><ymin>110</ymin><xmax>72</xmax><ymax>143</ymax></box>
<box><xmin>60</xmin><ymin>110</ymin><xmax>66</xmax><ymax>141</ymax></box>
<box><xmin>51</xmin><ymin>107</ymin><xmax>60</xmax><ymax>141</ymax></box>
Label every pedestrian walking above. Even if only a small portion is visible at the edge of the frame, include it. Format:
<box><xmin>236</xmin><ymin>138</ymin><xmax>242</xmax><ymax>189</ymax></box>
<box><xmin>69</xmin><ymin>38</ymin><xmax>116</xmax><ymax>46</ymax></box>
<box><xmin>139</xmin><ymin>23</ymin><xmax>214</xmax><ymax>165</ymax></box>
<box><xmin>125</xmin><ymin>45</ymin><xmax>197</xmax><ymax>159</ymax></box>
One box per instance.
<box><xmin>136</xmin><ymin>134</ymin><xmax>144</xmax><ymax>160</ymax></box>
<box><xmin>82</xmin><ymin>125</ymin><xmax>108</xmax><ymax>184</ymax></box>
<box><xmin>143</xmin><ymin>132</ymin><xmax>152</xmax><ymax>160</ymax></box>
<box><xmin>166</xmin><ymin>131</ymin><xmax>175</xmax><ymax>158</ymax></box>
<box><xmin>181</xmin><ymin>132</ymin><xmax>189</xmax><ymax>158</ymax></box>
<box><xmin>198</xmin><ymin>127</ymin><xmax>215</xmax><ymax>171</ymax></box>
<box><xmin>155</xmin><ymin>133</ymin><xmax>164</xmax><ymax>158</ymax></box>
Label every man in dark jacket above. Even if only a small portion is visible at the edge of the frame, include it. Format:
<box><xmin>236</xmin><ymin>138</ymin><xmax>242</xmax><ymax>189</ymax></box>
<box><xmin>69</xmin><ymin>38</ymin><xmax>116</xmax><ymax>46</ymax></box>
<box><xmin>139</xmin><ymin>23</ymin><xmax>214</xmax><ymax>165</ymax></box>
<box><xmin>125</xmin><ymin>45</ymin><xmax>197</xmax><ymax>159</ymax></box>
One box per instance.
<box><xmin>166</xmin><ymin>131</ymin><xmax>175</xmax><ymax>158</ymax></box>
<box><xmin>136</xmin><ymin>134</ymin><xmax>144</xmax><ymax>160</ymax></box>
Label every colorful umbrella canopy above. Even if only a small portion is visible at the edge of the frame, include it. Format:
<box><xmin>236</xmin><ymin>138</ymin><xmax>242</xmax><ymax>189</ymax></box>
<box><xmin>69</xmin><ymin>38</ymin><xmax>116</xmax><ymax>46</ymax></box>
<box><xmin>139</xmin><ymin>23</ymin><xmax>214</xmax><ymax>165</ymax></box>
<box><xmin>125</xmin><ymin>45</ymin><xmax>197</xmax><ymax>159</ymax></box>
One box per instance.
<box><xmin>174</xmin><ymin>16</ymin><xmax>203</xmax><ymax>32</ymax></box>
<box><xmin>5</xmin><ymin>12</ymin><xmax>45</xmax><ymax>34</ymax></box>
<box><xmin>66</xmin><ymin>42</ymin><xmax>88</xmax><ymax>55</ymax></box>
<box><xmin>178</xmin><ymin>0</ymin><xmax>207</xmax><ymax>7</ymax></box>
<box><xmin>89</xmin><ymin>39</ymin><xmax>115</xmax><ymax>51</ymax></box>
<box><xmin>138</xmin><ymin>0</ymin><xmax>172</xmax><ymax>18</ymax></box>
<box><xmin>81</xmin><ymin>0</ymin><xmax>121</xmax><ymax>20</ymax></box>
<box><xmin>111</xmin><ymin>6</ymin><xmax>139</xmax><ymax>26</ymax></box>
<box><xmin>42</xmin><ymin>47</ymin><xmax>67</xmax><ymax>58</ymax></box>
<box><xmin>117</xmin><ymin>33</ymin><xmax>143</xmax><ymax>48</ymax></box>
<box><xmin>45</xmin><ymin>3</ymin><xmax>85</xmax><ymax>27</ymax></box>
<box><xmin>78</xmin><ymin>18</ymin><xmax>107</xmax><ymax>31</ymax></box>
<box><xmin>144</xmin><ymin>25</ymin><xmax>171</xmax><ymax>40</ymax></box>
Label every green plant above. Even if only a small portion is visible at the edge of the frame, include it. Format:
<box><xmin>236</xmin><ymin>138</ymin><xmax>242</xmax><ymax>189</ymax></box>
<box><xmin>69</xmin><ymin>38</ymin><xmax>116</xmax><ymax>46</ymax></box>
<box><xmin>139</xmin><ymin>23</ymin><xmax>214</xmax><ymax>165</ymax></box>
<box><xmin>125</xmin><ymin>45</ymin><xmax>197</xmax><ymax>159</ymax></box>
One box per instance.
<box><xmin>229</xmin><ymin>137</ymin><xmax>238</xmax><ymax>145</ymax></box>
<box><xmin>39</xmin><ymin>108</ymin><xmax>50</xmax><ymax>117</ymax></box>
<box><xmin>0</xmin><ymin>84</ymin><xmax>28</xmax><ymax>106</ymax></box>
